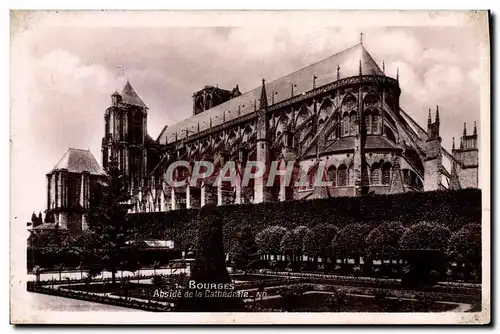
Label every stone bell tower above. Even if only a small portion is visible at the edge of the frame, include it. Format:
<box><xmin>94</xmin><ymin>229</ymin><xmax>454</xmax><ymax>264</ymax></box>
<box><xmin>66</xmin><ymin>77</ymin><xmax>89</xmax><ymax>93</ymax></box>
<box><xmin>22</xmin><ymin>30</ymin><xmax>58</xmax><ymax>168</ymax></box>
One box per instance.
<box><xmin>102</xmin><ymin>81</ymin><xmax>148</xmax><ymax>191</ymax></box>
<box><xmin>451</xmin><ymin>122</ymin><xmax>479</xmax><ymax>189</ymax></box>
<box><xmin>424</xmin><ymin>106</ymin><xmax>442</xmax><ymax>191</ymax></box>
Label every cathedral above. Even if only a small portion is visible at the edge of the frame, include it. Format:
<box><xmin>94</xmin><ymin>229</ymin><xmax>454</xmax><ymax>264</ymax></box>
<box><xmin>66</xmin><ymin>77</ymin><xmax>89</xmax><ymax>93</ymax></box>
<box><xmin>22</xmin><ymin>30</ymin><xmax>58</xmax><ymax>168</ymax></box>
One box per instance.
<box><xmin>46</xmin><ymin>41</ymin><xmax>479</xmax><ymax>229</ymax></box>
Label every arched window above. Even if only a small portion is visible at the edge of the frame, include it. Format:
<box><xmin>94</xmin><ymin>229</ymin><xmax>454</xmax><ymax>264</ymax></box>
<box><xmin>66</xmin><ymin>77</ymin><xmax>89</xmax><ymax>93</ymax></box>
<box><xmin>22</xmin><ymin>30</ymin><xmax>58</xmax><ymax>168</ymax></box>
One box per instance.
<box><xmin>403</xmin><ymin>169</ymin><xmax>411</xmax><ymax>185</ymax></box>
<box><xmin>338</xmin><ymin>164</ymin><xmax>347</xmax><ymax>186</ymax></box>
<box><xmin>205</xmin><ymin>94</ymin><xmax>212</xmax><ymax>110</ymax></box>
<box><xmin>195</xmin><ymin>97</ymin><xmax>203</xmax><ymax>112</ymax></box>
<box><xmin>298</xmin><ymin>119</ymin><xmax>312</xmax><ymax>146</ymax></box>
<box><xmin>342</xmin><ymin>114</ymin><xmax>350</xmax><ymax>136</ymax></box>
<box><xmin>242</xmin><ymin>125</ymin><xmax>253</xmax><ymax>143</ymax></box>
<box><xmin>318</xmin><ymin>99</ymin><xmax>333</xmax><ymax>123</ymax></box>
<box><xmin>371</xmin><ymin>163</ymin><xmax>381</xmax><ymax>185</ymax></box>
<box><xmin>382</xmin><ymin>162</ymin><xmax>392</xmax><ymax>185</ymax></box>
<box><xmin>348</xmin><ymin>164</ymin><xmax>354</xmax><ymax>185</ymax></box>
<box><xmin>296</xmin><ymin>107</ymin><xmax>309</xmax><ymax>128</ymax></box>
<box><xmin>365</xmin><ymin>110</ymin><xmax>372</xmax><ymax>134</ymax></box>
<box><xmin>335</xmin><ymin>113</ymin><xmax>341</xmax><ymax>138</ymax></box>
<box><xmin>386</xmin><ymin>93</ymin><xmax>395</xmax><ymax>111</ymax></box>
<box><xmin>287</xmin><ymin>132</ymin><xmax>294</xmax><ymax>147</ymax></box>
<box><xmin>307</xmin><ymin>165</ymin><xmax>318</xmax><ymax>189</ymax></box>
<box><xmin>327</xmin><ymin>165</ymin><xmax>337</xmax><ymax>187</ymax></box>
<box><xmin>350</xmin><ymin>111</ymin><xmax>357</xmax><ymax>135</ymax></box>
<box><xmin>372</xmin><ymin>109</ymin><xmax>381</xmax><ymax>134</ymax></box>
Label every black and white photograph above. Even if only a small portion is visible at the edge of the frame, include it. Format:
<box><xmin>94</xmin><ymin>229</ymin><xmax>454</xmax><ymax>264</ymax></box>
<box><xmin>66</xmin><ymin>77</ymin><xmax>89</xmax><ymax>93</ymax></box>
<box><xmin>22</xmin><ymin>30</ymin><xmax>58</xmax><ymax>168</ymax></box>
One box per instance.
<box><xmin>9</xmin><ymin>10</ymin><xmax>490</xmax><ymax>324</ymax></box>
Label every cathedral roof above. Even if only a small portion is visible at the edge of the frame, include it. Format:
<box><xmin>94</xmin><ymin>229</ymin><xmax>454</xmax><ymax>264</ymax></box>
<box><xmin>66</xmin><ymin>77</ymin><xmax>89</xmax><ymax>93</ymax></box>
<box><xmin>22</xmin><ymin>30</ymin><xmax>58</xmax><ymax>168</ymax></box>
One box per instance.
<box><xmin>365</xmin><ymin>136</ymin><xmax>399</xmax><ymax>150</ymax></box>
<box><xmin>321</xmin><ymin>137</ymin><xmax>355</xmax><ymax>153</ymax></box>
<box><xmin>304</xmin><ymin>135</ymin><xmax>398</xmax><ymax>157</ymax></box>
<box><xmin>121</xmin><ymin>81</ymin><xmax>148</xmax><ymax>109</ymax></box>
<box><xmin>157</xmin><ymin>43</ymin><xmax>384</xmax><ymax>144</ymax></box>
<box><xmin>50</xmin><ymin>148</ymin><xmax>104</xmax><ymax>175</ymax></box>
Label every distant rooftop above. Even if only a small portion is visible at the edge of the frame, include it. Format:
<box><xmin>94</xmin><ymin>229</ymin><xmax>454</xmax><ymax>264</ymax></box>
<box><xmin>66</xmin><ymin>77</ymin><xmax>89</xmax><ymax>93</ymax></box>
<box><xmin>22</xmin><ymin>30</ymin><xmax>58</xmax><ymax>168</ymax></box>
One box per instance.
<box><xmin>120</xmin><ymin>81</ymin><xmax>148</xmax><ymax>109</ymax></box>
<box><xmin>157</xmin><ymin>43</ymin><xmax>384</xmax><ymax>144</ymax></box>
<box><xmin>49</xmin><ymin>148</ymin><xmax>104</xmax><ymax>175</ymax></box>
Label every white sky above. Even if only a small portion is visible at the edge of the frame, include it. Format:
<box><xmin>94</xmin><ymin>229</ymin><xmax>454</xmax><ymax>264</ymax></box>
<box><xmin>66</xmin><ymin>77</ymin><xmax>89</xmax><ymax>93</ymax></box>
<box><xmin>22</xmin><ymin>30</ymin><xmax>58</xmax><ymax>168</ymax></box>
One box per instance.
<box><xmin>10</xmin><ymin>11</ymin><xmax>486</xmax><ymax>224</ymax></box>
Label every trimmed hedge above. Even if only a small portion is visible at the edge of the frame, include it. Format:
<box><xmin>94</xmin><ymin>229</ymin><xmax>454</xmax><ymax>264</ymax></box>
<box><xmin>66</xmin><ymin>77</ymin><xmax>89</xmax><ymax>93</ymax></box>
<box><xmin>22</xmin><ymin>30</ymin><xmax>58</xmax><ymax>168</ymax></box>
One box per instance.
<box><xmin>127</xmin><ymin>189</ymin><xmax>481</xmax><ymax>250</ymax></box>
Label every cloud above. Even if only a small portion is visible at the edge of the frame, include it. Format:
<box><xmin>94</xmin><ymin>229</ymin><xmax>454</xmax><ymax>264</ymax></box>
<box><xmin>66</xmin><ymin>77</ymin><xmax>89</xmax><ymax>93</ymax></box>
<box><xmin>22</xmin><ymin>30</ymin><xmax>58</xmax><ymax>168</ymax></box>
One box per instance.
<box><xmin>421</xmin><ymin>64</ymin><xmax>465</xmax><ymax>101</ymax></box>
<box><xmin>467</xmin><ymin>67</ymin><xmax>481</xmax><ymax>87</ymax></box>
<box><xmin>422</xmin><ymin>48</ymin><xmax>460</xmax><ymax>64</ymax></box>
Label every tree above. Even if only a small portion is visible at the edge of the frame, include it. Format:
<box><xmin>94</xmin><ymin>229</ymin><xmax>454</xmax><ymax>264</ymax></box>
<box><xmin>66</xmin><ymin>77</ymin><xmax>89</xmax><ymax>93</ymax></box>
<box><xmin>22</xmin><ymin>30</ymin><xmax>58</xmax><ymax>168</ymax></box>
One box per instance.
<box><xmin>36</xmin><ymin>223</ymin><xmax>70</xmax><ymax>264</ymax></box>
<box><xmin>255</xmin><ymin>225</ymin><xmax>287</xmax><ymax>259</ymax></box>
<box><xmin>303</xmin><ymin>224</ymin><xmax>339</xmax><ymax>269</ymax></box>
<box><xmin>332</xmin><ymin>223</ymin><xmax>372</xmax><ymax>266</ymax></box>
<box><xmin>83</xmin><ymin>156</ymin><xmax>143</xmax><ymax>285</ymax></box>
<box><xmin>399</xmin><ymin>221</ymin><xmax>450</xmax><ymax>287</ymax></box>
<box><xmin>280</xmin><ymin>226</ymin><xmax>309</xmax><ymax>263</ymax></box>
<box><xmin>447</xmin><ymin>223</ymin><xmax>481</xmax><ymax>281</ymax></box>
<box><xmin>366</xmin><ymin>221</ymin><xmax>407</xmax><ymax>272</ymax></box>
<box><xmin>399</xmin><ymin>221</ymin><xmax>450</xmax><ymax>252</ymax></box>
<box><xmin>231</xmin><ymin>226</ymin><xmax>259</xmax><ymax>274</ymax></box>
<box><xmin>303</xmin><ymin>230</ymin><xmax>321</xmax><ymax>261</ymax></box>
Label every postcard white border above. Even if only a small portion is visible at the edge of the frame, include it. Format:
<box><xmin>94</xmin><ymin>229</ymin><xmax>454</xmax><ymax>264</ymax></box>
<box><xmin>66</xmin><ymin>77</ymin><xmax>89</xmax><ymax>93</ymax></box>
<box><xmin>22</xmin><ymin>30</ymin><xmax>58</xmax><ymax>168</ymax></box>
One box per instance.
<box><xmin>9</xmin><ymin>9</ymin><xmax>491</xmax><ymax>325</ymax></box>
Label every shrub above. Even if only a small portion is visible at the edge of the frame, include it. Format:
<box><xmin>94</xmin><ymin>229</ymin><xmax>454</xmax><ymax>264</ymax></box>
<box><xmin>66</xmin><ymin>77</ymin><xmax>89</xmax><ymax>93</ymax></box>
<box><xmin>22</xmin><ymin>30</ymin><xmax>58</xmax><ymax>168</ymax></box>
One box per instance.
<box><xmin>366</xmin><ymin>221</ymin><xmax>407</xmax><ymax>257</ymax></box>
<box><xmin>127</xmin><ymin>189</ymin><xmax>480</xmax><ymax>259</ymax></box>
<box><xmin>333</xmin><ymin>223</ymin><xmax>372</xmax><ymax>264</ymax></box>
<box><xmin>374</xmin><ymin>290</ymin><xmax>390</xmax><ymax>306</ymax></box>
<box><xmin>280</xmin><ymin>226</ymin><xmax>309</xmax><ymax>259</ymax></box>
<box><xmin>415</xmin><ymin>293</ymin><xmax>436</xmax><ymax>311</ymax></box>
<box><xmin>276</xmin><ymin>284</ymin><xmax>313</xmax><ymax>311</ymax></box>
<box><xmin>326</xmin><ymin>288</ymin><xmax>348</xmax><ymax>312</ymax></box>
<box><xmin>151</xmin><ymin>275</ymin><xmax>167</xmax><ymax>287</ymax></box>
<box><xmin>447</xmin><ymin>223</ymin><xmax>481</xmax><ymax>280</ymax></box>
<box><xmin>399</xmin><ymin>221</ymin><xmax>451</xmax><ymax>252</ymax></box>
<box><xmin>231</xmin><ymin>226</ymin><xmax>259</xmax><ymax>274</ymax></box>
<box><xmin>256</xmin><ymin>225</ymin><xmax>288</xmax><ymax>256</ymax></box>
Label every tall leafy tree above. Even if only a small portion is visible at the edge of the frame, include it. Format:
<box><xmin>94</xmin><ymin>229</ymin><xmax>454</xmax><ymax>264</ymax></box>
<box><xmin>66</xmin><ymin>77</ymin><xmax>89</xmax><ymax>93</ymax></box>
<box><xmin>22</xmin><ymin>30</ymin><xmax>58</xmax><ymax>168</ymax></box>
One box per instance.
<box><xmin>447</xmin><ymin>223</ymin><xmax>481</xmax><ymax>281</ymax></box>
<box><xmin>303</xmin><ymin>229</ymin><xmax>321</xmax><ymax>260</ymax></box>
<box><xmin>366</xmin><ymin>221</ymin><xmax>407</xmax><ymax>257</ymax></box>
<box><xmin>83</xmin><ymin>156</ymin><xmax>142</xmax><ymax>285</ymax></box>
<box><xmin>255</xmin><ymin>225</ymin><xmax>287</xmax><ymax>257</ymax></box>
<box><xmin>280</xmin><ymin>226</ymin><xmax>309</xmax><ymax>262</ymax></box>
<box><xmin>366</xmin><ymin>221</ymin><xmax>407</xmax><ymax>273</ymax></box>
<box><xmin>447</xmin><ymin>223</ymin><xmax>481</xmax><ymax>263</ymax></box>
<box><xmin>303</xmin><ymin>224</ymin><xmax>339</xmax><ymax>266</ymax></box>
<box><xmin>231</xmin><ymin>225</ymin><xmax>259</xmax><ymax>274</ymax></box>
<box><xmin>332</xmin><ymin>223</ymin><xmax>372</xmax><ymax>265</ymax></box>
<box><xmin>399</xmin><ymin>221</ymin><xmax>450</xmax><ymax>252</ymax></box>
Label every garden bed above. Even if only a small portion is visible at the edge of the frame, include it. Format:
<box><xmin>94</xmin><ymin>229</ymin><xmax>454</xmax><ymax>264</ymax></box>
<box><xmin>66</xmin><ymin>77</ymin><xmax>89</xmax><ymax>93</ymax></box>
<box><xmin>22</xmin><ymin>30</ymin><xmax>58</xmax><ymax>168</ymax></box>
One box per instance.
<box><xmin>251</xmin><ymin>291</ymin><xmax>460</xmax><ymax>312</ymax></box>
<box><xmin>231</xmin><ymin>274</ymin><xmax>281</xmax><ymax>282</ymax></box>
